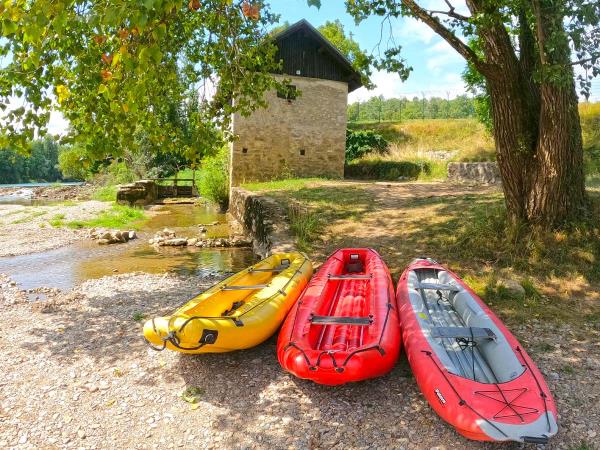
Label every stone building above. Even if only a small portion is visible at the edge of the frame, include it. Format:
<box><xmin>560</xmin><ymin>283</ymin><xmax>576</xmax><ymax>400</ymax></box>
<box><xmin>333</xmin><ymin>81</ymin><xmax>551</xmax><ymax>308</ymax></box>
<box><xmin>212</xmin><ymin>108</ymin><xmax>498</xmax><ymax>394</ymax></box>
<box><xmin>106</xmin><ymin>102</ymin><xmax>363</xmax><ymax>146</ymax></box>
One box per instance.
<box><xmin>229</xmin><ymin>19</ymin><xmax>363</xmax><ymax>186</ymax></box>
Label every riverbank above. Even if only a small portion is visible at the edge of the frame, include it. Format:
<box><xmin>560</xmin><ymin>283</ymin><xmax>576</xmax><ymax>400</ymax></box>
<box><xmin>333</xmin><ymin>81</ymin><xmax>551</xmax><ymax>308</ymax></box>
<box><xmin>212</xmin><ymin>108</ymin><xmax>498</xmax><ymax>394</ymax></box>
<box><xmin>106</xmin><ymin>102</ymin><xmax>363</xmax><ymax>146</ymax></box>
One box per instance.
<box><xmin>0</xmin><ymin>183</ymin><xmax>96</xmax><ymax>202</ymax></box>
<box><xmin>0</xmin><ymin>201</ymin><xmax>112</xmax><ymax>257</ymax></box>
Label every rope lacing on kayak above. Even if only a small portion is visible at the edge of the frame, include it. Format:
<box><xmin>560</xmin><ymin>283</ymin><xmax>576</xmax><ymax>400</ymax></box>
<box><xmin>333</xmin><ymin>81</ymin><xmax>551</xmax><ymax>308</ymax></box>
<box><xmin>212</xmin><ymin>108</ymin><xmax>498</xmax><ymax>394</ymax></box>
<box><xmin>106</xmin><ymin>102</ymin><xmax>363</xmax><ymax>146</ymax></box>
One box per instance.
<box><xmin>144</xmin><ymin>257</ymin><xmax>308</xmax><ymax>351</ymax></box>
<box><xmin>421</xmin><ymin>350</ymin><xmax>509</xmax><ymax>439</ymax></box>
<box><xmin>474</xmin><ymin>387</ymin><xmax>539</xmax><ymax>422</ymax></box>
<box><xmin>515</xmin><ymin>346</ymin><xmax>552</xmax><ymax>432</ymax></box>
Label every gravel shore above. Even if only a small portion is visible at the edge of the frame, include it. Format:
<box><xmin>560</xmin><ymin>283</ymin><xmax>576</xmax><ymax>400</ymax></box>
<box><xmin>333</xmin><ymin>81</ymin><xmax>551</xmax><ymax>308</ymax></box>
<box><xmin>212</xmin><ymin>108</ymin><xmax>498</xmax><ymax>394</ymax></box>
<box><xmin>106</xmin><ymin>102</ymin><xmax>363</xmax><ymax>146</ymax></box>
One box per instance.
<box><xmin>0</xmin><ymin>201</ymin><xmax>111</xmax><ymax>257</ymax></box>
<box><xmin>0</xmin><ymin>271</ymin><xmax>598</xmax><ymax>449</ymax></box>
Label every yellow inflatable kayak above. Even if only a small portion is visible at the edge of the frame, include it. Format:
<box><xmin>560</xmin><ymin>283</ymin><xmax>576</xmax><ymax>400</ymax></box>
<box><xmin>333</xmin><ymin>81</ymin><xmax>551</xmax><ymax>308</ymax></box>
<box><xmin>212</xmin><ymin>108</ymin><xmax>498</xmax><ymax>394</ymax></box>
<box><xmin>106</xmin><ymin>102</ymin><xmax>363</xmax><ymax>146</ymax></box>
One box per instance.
<box><xmin>143</xmin><ymin>252</ymin><xmax>312</xmax><ymax>354</ymax></box>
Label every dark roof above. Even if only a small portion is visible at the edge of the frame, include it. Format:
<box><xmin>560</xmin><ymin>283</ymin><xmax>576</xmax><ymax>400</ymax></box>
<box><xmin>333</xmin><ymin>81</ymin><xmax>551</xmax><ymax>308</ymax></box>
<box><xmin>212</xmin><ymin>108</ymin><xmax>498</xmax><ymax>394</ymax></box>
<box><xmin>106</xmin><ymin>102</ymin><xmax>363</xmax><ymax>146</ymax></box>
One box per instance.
<box><xmin>272</xmin><ymin>19</ymin><xmax>363</xmax><ymax>93</ymax></box>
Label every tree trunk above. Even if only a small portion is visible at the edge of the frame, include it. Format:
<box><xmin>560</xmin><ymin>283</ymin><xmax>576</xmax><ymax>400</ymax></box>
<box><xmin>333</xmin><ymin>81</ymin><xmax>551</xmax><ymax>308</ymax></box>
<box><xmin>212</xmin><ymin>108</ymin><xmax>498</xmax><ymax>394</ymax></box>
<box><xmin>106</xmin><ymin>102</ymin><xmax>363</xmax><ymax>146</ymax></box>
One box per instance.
<box><xmin>481</xmin><ymin>3</ymin><xmax>587</xmax><ymax>228</ymax></box>
<box><xmin>526</xmin><ymin>82</ymin><xmax>587</xmax><ymax>225</ymax></box>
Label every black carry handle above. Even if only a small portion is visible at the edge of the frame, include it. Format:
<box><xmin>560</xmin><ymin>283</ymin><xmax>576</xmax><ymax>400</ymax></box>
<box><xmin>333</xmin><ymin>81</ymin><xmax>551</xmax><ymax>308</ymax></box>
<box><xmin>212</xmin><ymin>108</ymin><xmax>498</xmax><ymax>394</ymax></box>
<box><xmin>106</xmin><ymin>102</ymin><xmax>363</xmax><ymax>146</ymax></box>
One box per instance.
<box><xmin>522</xmin><ymin>436</ymin><xmax>549</xmax><ymax>444</ymax></box>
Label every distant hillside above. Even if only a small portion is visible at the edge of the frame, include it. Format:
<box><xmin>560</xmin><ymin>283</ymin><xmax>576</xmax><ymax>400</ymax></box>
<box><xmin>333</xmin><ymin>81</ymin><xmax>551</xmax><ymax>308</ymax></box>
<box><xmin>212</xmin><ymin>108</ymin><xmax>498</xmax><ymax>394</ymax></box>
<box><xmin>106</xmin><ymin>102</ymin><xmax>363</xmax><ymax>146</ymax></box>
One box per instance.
<box><xmin>349</xmin><ymin>118</ymin><xmax>495</xmax><ymax>162</ymax></box>
<box><xmin>349</xmin><ymin>102</ymin><xmax>600</xmax><ymax>179</ymax></box>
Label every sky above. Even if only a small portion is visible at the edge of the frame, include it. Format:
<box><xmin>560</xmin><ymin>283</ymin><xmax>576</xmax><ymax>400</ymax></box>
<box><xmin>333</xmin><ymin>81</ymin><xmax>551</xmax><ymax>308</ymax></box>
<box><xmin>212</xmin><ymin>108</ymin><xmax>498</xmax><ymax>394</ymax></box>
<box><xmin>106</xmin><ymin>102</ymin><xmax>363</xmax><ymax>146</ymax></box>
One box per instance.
<box><xmin>269</xmin><ymin>0</ymin><xmax>470</xmax><ymax>103</ymax></box>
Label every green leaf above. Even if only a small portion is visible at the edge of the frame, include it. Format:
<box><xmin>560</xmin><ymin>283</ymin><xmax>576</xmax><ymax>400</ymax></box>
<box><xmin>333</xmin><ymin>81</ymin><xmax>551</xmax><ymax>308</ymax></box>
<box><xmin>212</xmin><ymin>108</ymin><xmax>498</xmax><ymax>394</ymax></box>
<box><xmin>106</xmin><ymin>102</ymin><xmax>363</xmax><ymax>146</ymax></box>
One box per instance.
<box><xmin>307</xmin><ymin>0</ymin><xmax>321</xmax><ymax>8</ymax></box>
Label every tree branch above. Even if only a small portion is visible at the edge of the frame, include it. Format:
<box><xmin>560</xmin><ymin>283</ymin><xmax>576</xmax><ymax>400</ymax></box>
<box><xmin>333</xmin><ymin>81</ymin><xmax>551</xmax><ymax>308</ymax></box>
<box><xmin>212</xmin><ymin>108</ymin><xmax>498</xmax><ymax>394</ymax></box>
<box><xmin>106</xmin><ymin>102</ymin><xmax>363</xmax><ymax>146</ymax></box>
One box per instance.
<box><xmin>402</xmin><ymin>0</ymin><xmax>494</xmax><ymax>76</ymax></box>
<box><xmin>569</xmin><ymin>54</ymin><xmax>600</xmax><ymax>66</ymax></box>
<box><xmin>428</xmin><ymin>9</ymin><xmax>471</xmax><ymax>21</ymax></box>
<box><xmin>532</xmin><ymin>0</ymin><xmax>547</xmax><ymax>65</ymax></box>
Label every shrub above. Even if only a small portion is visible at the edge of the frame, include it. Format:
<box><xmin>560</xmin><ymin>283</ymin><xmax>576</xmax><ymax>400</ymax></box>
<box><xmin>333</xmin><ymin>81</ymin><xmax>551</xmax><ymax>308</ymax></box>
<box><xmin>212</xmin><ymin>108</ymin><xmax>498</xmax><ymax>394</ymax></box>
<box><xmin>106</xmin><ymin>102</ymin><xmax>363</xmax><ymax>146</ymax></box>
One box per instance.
<box><xmin>199</xmin><ymin>147</ymin><xmax>229</xmax><ymax>210</ymax></box>
<box><xmin>58</xmin><ymin>145</ymin><xmax>89</xmax><ymax>180</ymax></box>
<box><xmin>345</xmin><ymin>129</ymin><xmax>388</xmax><ymax>162</ymax></box>
<box><xmin>344</xmin><ymin>159</ymin><xmax>429</xmax><ymax>180</ymax></box>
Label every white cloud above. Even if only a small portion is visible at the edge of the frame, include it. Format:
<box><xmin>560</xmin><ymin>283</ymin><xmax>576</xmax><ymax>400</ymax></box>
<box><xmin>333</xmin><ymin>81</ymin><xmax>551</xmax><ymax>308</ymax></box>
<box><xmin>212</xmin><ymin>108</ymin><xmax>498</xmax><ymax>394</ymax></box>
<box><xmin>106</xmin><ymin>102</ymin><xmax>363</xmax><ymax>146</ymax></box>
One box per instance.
<box><xmin>396</xmin><ymin>18</ymin><xmax>437</xmax><ymax>44</ymax></box>
<box><xmin>425</xmin><ymin>39</ymin><xmax>463</xmax><ymax>73</ymax></box>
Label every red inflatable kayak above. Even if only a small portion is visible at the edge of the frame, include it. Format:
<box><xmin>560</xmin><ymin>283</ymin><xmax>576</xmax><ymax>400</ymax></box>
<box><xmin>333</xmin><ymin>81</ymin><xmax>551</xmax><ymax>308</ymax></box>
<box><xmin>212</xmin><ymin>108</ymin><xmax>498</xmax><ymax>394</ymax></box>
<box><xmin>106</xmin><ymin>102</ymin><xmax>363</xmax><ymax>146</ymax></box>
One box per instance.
<box><xmin>396</xmin><ymin>258</ymin><xmax>558</xmax><ymax>443</ymax></box>
<box><xmin>278</xmin><ymin>248</ymin><xmax>400</xmax><ymax>385</ymax></box>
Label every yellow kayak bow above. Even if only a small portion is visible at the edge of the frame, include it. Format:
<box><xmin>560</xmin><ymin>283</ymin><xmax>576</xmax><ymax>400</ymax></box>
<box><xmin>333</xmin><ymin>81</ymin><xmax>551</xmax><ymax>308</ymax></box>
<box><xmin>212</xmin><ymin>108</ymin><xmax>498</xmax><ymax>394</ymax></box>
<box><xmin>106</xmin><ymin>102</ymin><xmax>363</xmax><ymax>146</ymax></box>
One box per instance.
<box><xmin>143</xmin><ymin>252</ymin><xmax>312</xmax><ymax>354</ymax></box>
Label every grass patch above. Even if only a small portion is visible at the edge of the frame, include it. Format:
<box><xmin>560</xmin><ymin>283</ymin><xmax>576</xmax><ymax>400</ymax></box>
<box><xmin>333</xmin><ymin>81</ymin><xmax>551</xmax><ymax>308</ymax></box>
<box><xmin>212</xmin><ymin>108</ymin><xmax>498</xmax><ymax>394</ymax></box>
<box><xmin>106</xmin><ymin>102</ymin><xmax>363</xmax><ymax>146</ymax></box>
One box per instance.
<box><xmin>287</xmin><ymin>204</ymin><xmax>322</xmax><ymax>252</ymax></box>
<box><xmin>49</xmin><ymin>213</ymin><xmax>66</xmax><ymax>227</ymax></box>
<box><xmin>243</xmin><ymin>177</ymin><xmax>325</xmax><ymax>192</ymax></box>
<box><xmin>92</xmin><ymin>185</ymin><xmax>118</xmax><ymax>202</ymax></box>
<box><xmin>10</xmin><ymin>210</ymin><xmax>47</xmax><ymax>224</ymax></box>
<box><xmin>132</xmin><ymin>312</ymin><xmax>145</xmax><ymax>322</ymax></box>
<box><xmin>66</xmin><ymin>204</ymin><xmax>146</xmax><ymax>229</ymax></box>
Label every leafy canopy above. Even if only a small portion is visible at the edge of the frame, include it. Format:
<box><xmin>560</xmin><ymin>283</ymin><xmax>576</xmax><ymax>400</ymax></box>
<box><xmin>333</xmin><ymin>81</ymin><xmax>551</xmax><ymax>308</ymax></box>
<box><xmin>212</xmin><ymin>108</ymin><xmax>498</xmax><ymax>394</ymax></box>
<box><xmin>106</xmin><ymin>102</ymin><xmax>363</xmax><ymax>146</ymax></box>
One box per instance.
<box><xmin>1</xmin><ymin>0</ymin><xmax>283</xmax><ymax>157</ymax></box>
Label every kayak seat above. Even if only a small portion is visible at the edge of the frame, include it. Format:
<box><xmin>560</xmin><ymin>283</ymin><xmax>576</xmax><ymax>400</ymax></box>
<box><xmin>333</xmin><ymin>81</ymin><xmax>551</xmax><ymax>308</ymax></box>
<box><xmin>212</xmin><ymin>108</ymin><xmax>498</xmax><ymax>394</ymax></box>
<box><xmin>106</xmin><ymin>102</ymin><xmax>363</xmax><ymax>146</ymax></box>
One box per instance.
<box><xmin>345</xmin><ymin>253</ymin><xmax>364</xmax><ymax>273</ymax></box>
<box><xmin>431</xmin><ymin>326</ymin><xmax>496</xmax><ymax>341</ymax></box>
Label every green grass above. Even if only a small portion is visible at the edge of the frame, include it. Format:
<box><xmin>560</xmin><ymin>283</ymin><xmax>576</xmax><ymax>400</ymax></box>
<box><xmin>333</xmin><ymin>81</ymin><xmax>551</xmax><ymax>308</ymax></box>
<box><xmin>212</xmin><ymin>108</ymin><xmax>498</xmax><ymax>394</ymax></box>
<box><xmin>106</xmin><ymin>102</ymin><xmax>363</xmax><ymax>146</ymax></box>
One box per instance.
<box><xmin>9</xmin><ymin>210</ymin><xmax>47</xmax><ymax>224</ymax></box>
<box><xmin>49</xmin><ymin>213</ymin><xmax>66</xmax><ymax>227</ymax></box>
<box><xmin>243</xmin><ymin>178</ymin><xmax>326</xmax><ymax>192</ymax></box>
<box><xmin>66</xmin><ymin>204</ymin><xmax>146</xmax><ymax>229</ymax></box>
<box><xmin>92</xmin><ymin>185</ymin><xmax>118</xmax><ymax>202</ymax></box>
<box><xmin>132</xmin><ymin>312</ymin><xmax>145</xmax><ymax>322</ymax></box>
<box><xmin>287</xmin><ymin>204</ymin><xmax>321</xmax><ymax>252</ymax></box>
<box><xmin>165</xmin><ymin>168</ymin><xmax>201</xmax><ymax>186</ymax></box>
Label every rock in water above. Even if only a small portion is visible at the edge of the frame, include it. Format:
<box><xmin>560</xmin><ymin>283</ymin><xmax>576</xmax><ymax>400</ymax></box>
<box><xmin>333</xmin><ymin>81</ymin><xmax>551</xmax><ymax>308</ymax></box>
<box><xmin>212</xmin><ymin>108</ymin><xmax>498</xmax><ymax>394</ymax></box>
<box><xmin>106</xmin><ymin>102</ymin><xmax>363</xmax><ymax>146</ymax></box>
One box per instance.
<box><xmin>163</xmin><ymin>238</ymin><xmax>187</xmax><ymax>246</ymax></box>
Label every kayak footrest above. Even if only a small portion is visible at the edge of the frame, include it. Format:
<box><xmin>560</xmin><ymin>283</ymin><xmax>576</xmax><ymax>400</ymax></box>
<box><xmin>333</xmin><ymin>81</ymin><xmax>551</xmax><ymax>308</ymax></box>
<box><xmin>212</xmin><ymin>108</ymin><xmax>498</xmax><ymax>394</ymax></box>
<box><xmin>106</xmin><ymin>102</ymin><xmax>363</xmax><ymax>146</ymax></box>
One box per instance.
<box><xmin>416</xmin><ymin>282</ymin><xmax>460</xmax><ymax>292</ymax></box>
<box><xmin>222</xmin><ymin>284</ymin><xmax>268</xmax><ymax>291</ymax></box>
<box><xmin>431</xmin><ymin>326</ymin><xmax>496</xmax><ymax>340</ymax></box>
<box><xmin>327</xmin><ymin>274</ymin><xmax>372</xmax><ymax>280</ymax></box>
<box><xmin>310</xmin><ymin>315</ymin><xmax>373</xmax><ymax>326</ymax></box>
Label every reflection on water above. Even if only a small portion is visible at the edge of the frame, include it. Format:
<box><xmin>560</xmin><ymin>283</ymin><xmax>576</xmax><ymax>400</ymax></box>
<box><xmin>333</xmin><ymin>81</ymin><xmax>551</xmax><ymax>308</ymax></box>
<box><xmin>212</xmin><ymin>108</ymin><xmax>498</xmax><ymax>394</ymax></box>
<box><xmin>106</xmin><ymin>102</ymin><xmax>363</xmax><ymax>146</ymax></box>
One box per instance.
<box><xmin>0</xmin><ymin>203</ymin><xmax>256</xmax><ymax>290</ymax></box>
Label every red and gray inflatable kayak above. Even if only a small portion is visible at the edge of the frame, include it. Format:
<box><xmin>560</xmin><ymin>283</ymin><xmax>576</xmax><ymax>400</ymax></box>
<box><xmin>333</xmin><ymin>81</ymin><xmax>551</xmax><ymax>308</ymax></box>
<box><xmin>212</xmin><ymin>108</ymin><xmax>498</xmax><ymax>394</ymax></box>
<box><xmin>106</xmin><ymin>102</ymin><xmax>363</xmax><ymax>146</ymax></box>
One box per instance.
<box><xmin>277</xmin><ymin>248</ymin><xmax>400</xmax><ymax>385</ymax></box>
<box><xmin>396</xmin><ymin>258</ymin><xmax>558</xmax><ymax>443</ymax></box>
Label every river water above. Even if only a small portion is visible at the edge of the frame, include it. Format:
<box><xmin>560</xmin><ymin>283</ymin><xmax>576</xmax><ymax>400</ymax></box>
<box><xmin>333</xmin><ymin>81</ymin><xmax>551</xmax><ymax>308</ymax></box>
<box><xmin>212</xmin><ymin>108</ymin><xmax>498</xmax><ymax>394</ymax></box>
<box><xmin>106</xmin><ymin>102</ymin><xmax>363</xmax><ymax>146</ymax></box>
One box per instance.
<box><xmin>0</xmin><ymin>202</ymin><xmax>255</xmax><ymax>291</ymax></box>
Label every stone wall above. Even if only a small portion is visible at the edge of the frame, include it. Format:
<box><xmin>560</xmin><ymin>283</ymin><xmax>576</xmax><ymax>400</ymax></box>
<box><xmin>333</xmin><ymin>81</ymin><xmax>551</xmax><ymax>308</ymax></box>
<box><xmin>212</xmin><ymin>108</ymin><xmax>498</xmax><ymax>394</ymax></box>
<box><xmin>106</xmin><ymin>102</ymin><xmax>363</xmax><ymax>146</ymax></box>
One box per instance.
<box><xmin>447</xmin><ymin>162</ymin><xmax>501</xmax><ymax>184</ymax></box>
<box><xmin>116</xmin><ymin>180</ymin><xmax>158</xmax><ymax>206</ymax></box>
<box><xmin>229</xmin><ymin>75</ymin><xmax>348</xmax><ymax>186</ymax></box>
<box><xmin>228</xmin><ymin>187</ymin><xmax>295</xmax><ymax>258</ymax></box>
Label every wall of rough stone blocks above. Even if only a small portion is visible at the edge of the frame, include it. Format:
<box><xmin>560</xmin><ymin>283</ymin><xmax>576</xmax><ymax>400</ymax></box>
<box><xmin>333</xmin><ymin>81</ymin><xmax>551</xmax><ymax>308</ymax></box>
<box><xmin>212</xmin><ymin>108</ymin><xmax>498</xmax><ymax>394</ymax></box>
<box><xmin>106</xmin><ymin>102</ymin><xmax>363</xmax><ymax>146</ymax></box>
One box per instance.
<box><xmin>447</xmin><ymin>162</ymin><xmax>501</xmax><ymax>184</ymax></box>
<box><xmin>229</xmin><ymin>75</ymin><xmax>348</xmax><ymax>186</ymax></box>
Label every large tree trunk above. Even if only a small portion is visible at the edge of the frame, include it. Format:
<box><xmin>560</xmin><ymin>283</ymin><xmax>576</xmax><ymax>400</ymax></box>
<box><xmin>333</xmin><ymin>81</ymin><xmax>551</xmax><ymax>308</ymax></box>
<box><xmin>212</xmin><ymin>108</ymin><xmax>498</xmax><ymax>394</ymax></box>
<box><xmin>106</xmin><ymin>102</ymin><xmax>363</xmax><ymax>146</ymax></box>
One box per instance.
<box><xmin>479</xmin><ymin>2</ymin><xmax>587</xmax><ymax>228</ymax></box>
<box><xmin>527</xmin><ymin>82</ymin><xmax>587</xmax><ymax>225</ymax></box>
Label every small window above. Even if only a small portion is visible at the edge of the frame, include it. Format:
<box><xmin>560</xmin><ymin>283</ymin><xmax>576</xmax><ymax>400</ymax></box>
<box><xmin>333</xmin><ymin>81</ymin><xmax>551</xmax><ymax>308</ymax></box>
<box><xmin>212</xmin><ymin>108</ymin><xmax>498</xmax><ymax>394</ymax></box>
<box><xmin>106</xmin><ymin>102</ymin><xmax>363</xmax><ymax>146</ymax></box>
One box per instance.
<box><xmin>242</xmin><ymin>147</ymin><xmax>248</xmax><ymax>154</ymax></box>
<box><xmin>299</xmin><ymin>149</ymin><xmax>305</xmax><ymax>156</ymax></box>
<box><xmin>277</xmin><ymin>84</ymin><xmax>297</xmax><ymax>101</ymax></box>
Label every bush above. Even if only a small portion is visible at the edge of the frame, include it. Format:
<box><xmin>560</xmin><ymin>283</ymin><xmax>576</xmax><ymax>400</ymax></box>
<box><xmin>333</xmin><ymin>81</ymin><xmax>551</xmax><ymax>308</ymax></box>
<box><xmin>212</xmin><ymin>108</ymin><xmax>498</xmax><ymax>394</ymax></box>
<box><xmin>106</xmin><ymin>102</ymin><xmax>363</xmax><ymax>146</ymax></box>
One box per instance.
<box><xmin>199</xmin><ymin>147</ymin><xmax>229</xmax><ymax>210</ymax></box>
<box><xmin>344</xmin><ymin>159</ymin><xmax>430</xmax><ymax>180</ymax></box>
<box><xmin>345</xmin><ymin>129</ymin><xmax>388</xmax><ymax>162</ymax></box>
